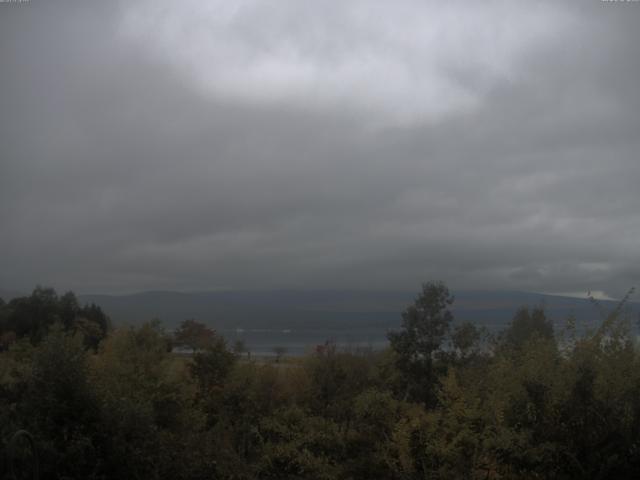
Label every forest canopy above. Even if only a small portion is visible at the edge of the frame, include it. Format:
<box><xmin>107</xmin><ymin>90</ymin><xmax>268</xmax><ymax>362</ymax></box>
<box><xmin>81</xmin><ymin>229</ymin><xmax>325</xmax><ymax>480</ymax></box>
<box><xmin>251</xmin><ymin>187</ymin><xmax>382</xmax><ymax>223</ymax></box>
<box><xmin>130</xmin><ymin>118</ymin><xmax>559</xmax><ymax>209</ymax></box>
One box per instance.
<box><xmin>1</xmin><ymin>283</ymin><xmax>639</xmax><ymax>479</ymax></box>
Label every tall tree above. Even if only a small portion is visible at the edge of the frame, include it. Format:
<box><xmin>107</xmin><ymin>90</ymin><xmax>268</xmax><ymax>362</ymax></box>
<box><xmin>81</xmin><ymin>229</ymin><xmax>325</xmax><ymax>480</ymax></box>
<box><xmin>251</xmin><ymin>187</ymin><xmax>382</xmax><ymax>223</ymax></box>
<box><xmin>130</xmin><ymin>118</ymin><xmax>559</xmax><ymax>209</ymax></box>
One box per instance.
<box><xmin>190</xmin><ymin>337</ymin><xmax>236</xmax><ymax>393</ymax></box>
<box><xmin>174</xmin><ymin>318</ymin><xmax>217</xmax><ymax>352</ymax></box>
<box><xmin>0</xmin><ymin>287</ymin><xmax>109</xmax><ymax>348</ymax></box>
<box><xmin>503</xmin><ymin>306</ymin><xmax>554</xmax><ymax>350</ymax></box>
<box><xmin>388</xmin><ymin>281</ymin><xmax>454</xmax><ymax>406</ymax></box>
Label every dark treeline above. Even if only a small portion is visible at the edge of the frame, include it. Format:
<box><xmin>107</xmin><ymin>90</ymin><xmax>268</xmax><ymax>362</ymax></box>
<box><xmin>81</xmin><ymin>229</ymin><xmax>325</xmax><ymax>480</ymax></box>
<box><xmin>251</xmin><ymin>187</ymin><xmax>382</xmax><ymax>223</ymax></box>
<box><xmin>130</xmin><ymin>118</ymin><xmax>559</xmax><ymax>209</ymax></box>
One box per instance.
<box><xmin>1</xmin><ymin>283</ymin><xmax>639</xmax><ymax>479</ymax></box>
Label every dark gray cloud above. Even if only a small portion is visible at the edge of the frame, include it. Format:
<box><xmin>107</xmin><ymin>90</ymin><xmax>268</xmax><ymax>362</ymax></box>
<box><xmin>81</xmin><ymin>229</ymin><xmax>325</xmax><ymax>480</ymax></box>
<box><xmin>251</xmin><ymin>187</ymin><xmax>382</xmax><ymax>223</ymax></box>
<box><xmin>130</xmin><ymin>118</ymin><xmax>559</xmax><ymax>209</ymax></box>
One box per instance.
<box><xmin>1</xmin><ymin>0</ymin><xmax>639</xmax><ymax>297</ymax></box>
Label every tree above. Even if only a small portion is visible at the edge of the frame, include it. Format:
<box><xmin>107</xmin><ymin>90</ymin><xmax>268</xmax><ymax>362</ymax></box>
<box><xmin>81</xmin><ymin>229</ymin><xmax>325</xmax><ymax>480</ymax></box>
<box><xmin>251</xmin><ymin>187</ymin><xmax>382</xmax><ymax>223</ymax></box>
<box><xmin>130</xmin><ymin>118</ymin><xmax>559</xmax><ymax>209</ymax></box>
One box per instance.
<box><xmin>503</xmin><ymin>306</ymin><xmax>554</xmax><ymax>350</ymax></box>
<box><xmin>91</xmin><ymin>320</ymin><xmax>207</xmax><ymax>479</ymax></box>
<box><xmin>24</xmin><ymin>326</ymin><xmax>102</xmax><ymax>479</ymax></box>
<box><xmin>76</xmin><ymin>302</ymin><xmax>111</xmax><ymax>349</ymax></box>
<box><xmin>174</xmin><ymin>319</ymin><xmax>216</xmax><ymax>352</ymax></box>
<box><xmin>190</xmin><ymin>337</ymin><xmax>236</xmax><ymax>393</ymax></box>
<box><xmin>388</xmin><ymin>281</ymin><xmax>454</xmax><ymax>406</ymax></box>
<box><xmin>3</xmin><ymin>287</ymin><xmax>61</xmax><ymax>343</ymax></box>
<box><xmin>450</xmin><ymin>321</ymin><xmax>487</xmax><ymax>365</ymax></box>
<box><xmin>0</xmin><ymin>287</ymin><xmax>110</xmax><ymax>348</ymax></box>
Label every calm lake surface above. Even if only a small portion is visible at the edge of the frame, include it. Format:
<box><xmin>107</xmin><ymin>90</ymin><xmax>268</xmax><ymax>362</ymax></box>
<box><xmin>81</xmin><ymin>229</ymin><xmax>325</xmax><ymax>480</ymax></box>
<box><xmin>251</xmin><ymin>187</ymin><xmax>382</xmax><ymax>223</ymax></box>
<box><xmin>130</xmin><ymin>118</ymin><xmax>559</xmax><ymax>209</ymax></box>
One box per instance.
<box><xmin>221</xmin><ymin>327</ymin><xmax>389</xmax><ymax>356</ymax></box>
<box><xmin>220</xmin><ymin>316</ymin><xmax>628</xmax><ymax>357</ymax></box>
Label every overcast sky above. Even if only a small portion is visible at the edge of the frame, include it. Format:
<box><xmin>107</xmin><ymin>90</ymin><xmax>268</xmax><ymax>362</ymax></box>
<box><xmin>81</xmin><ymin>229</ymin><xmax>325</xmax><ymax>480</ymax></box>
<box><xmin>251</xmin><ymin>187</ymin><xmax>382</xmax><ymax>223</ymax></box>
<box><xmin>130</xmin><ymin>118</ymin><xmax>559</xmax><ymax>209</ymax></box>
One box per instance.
<box><xmin>1</xmin><ymin>0</ymin><xmax>639</xmax><ymax>296</ymax></box>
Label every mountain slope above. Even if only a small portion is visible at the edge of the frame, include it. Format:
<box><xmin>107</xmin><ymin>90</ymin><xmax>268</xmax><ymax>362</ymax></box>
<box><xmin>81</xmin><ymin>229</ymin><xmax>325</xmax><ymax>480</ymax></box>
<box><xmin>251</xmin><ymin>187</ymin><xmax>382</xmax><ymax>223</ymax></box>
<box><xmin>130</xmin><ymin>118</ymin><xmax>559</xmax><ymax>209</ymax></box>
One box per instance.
<box><xmin>79</xmin><ymin>289</ymin><xmax>636</xmax><ymax>332</ymax></box>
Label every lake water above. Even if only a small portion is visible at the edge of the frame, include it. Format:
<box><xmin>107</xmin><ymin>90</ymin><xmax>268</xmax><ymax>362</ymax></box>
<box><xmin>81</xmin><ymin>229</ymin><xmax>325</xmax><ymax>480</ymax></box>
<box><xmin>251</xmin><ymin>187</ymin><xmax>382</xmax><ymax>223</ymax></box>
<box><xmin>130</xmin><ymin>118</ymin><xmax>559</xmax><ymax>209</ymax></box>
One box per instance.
<box><xmin>220</xmin><ymin>316</ymin><xmax>629</xmax><ymax>357</ymax></box>
<box><xmin>221</xmin><ymin>327</ymin><xmax>389</xmax><ymax>356</ymax></box>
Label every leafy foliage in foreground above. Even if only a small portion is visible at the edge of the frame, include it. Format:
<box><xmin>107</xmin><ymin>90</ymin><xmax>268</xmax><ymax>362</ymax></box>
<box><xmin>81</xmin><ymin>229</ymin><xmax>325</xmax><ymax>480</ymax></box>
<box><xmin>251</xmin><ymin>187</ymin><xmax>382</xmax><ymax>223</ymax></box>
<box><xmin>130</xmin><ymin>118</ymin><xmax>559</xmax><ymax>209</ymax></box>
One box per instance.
<box><xmin>1</xmin><ymin>284</ymin><xmax>639</xmax><ymax>479</ymax></box>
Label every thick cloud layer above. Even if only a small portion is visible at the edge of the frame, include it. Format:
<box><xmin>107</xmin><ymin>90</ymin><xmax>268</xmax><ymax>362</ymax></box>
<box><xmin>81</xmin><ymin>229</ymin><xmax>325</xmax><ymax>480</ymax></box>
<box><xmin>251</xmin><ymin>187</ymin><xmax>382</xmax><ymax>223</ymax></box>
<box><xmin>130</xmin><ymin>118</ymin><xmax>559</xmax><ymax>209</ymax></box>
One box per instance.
<box><xmin>1</xmin><ymin>1</ymin><xmax>639</xmax><ymax>296</ymax></box>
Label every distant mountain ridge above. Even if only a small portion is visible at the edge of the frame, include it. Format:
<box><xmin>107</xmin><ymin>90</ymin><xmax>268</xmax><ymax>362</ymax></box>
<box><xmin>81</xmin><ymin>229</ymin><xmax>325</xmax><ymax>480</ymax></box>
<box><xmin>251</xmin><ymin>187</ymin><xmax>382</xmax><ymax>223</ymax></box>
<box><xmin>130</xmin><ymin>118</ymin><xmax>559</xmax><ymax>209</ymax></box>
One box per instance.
<box><xmin>77</xmin><ymin>289</ymin><xmax>638</xmax><ymax>333</ymax></box>
<box><xmin>3</xmin><ymin>287</ymin><xmax>635</xmax><ymax>355</ymax></box>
